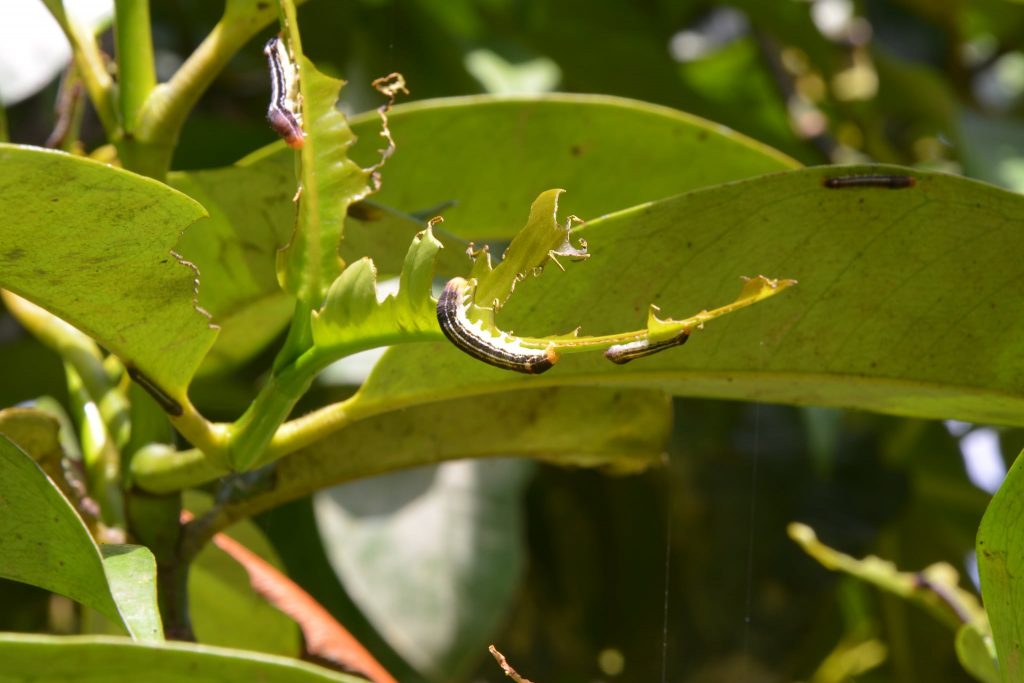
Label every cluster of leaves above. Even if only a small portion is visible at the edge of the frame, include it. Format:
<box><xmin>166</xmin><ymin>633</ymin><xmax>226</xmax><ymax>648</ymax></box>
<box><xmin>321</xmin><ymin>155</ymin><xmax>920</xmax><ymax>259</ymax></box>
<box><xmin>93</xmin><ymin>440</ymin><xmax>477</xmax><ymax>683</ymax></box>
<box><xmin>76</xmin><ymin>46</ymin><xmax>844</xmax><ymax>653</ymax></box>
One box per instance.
<box><xmin>1</xmin><ymin>1</ymin><xmax>1024</xmax><ymax>682</ymax></box>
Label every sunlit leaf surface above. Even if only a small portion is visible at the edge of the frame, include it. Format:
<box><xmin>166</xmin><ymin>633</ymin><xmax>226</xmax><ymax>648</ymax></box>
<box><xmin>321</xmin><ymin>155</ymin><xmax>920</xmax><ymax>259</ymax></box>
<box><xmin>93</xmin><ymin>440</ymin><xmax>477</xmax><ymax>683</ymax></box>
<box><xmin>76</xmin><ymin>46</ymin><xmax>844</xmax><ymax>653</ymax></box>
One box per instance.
<box><xmin>353</xmin><ymin>164</ymin><xmax>1024</xmax><ymax>427</ymax></box>
<box><xmin>0</xmin><ymin>145</ymin><xmax>214</xmax><ymax>400</ymax></box>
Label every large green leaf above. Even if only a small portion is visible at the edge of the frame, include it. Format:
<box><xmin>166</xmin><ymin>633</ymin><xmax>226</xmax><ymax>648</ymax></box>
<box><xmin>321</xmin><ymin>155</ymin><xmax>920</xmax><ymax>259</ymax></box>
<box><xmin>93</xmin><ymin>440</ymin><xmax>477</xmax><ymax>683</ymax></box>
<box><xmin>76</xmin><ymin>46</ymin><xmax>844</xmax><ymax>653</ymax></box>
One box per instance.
<box><xmin>0</xmin><ymin>634</ymin><xmax>366</xmax><ymax>682</ymax></box>
<box><xmin>0</xmin><ymin>145</ymin><xmax>214</xmax><ymax>401</ymax></box>
<box><xmin>0</xmin><ymin>435</ymin><xmax>161</xmax><ymax>641</ymax></box>
<box><xmin>351</xmin><ymin>164</ymin><xmax>1024</xmax><ymax>426</ymax></box>
<box><xmin>978</xmin><ymin>450</ymin><xmax>1024</xmax><ymax>683</ymax></box>
<box><xmin>243</xmin><ymin>94</ymin><xmax>799</xmax><ymax>238</ymax></box>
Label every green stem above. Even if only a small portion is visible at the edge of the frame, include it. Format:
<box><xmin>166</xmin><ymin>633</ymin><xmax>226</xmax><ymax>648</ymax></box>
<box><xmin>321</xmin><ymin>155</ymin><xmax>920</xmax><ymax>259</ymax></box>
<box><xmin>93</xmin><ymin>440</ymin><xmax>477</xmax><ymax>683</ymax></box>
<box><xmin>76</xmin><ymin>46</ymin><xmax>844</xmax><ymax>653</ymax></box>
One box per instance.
<box><xmin>113</xmin><ymin>0</ymin><xmax>155</xmax><ymax>132</ymax></box>
<box><xmin>227</xmin><ymin>345</ymin><xmax>328</xmax><ymax>470</ymax></box>
<box><xmin>131</xmin><ymin>446</ymin><xmax>230</xmax><ymax>494</ymax></box>
<box><xmin>273</xmin><ymin>302</ymin><xmax>314</xmax><ymax>372</ymax></box>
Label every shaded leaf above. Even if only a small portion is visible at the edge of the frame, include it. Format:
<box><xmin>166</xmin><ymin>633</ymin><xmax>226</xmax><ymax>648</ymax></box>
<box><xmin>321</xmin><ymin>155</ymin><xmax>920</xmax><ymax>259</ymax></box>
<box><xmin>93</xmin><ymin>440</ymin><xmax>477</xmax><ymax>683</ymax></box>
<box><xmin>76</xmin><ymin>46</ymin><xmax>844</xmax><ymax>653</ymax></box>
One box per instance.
<box><xmin>0</xmin><ymin>633</ymin><xmax>368</xmax><ymax>682</ymax></box>
<box><xmin>0</xmin><ymin>145</ymin><xmax>214</xmax><ymax>401</ymax></box>
<box><xmin>269</xmin><ymin>386</ymin><xmax>669</xmax><ymax>505</ymax></box>
<box><xmin>196</xmin><ymin>387</ymin><xmax>670</xmax><ymax>536</ymax></box>
<box><xmin>209</xmin><ymin>525</ymin><xmax>397</xmax><ymax>683</ymax></box>
<box><xmin>248</xmin><ymin>94</ymin><xmax>800</xmax><ymax>239</ymax></box>
<box><xmin>0</xmin><ymin>435</ymin><xmax>161</xmax><ymax>641</ymax></box>
<box><xmin>0</xmin><ymin>406</ymin><xmax>62</xmax><ymax>462</ymax></box>
<box><xmin>188</xmin><ymin>497</ymin><xmax>301</xmax><ymax>658</ymax></box>
<box><xmin>315</xmin><ymin>459</ymin><xmax>530</xmax><ymax>682</ymax></box>
<box><xmin>977</xmin><ymin>450</ymin><xmax>1024</xmax><ymax>683</ymax></box>
<box><xmin>168</xmin><ymin>164</ymin><xmax>296</xmax><ymax>376</ymax></box>
<box><xmin>956</xmin><ymin>624</ymin><xmax>1001</xmax><ymax>683</ymax></box>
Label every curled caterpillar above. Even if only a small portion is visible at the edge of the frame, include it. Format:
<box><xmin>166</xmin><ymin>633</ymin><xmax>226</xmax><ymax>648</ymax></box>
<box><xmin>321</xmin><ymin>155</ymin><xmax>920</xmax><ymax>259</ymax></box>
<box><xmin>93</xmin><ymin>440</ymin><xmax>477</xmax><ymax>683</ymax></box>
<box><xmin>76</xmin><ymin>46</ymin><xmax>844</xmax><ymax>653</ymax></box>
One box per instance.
<box><xmin>437</xmin><ymin>277</ymin><xmax>558</xmax><ymax>374</ymax></box>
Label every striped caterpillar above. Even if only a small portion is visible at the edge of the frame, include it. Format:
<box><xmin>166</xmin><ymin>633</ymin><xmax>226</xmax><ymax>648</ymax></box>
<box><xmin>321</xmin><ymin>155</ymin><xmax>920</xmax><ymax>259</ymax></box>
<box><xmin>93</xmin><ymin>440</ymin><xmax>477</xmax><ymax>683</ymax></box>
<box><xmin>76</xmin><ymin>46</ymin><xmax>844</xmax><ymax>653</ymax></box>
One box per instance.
<box><xmin>127</xmin><ymin>366</ymin><xmax>183</xmax><ymax>416</ymax></box>
<box><xmin>823</xmin><ymin>174</ymin><xmax>915</xmax><ymax>189</ymax></box>
<box><xmin>436</xmin><ymin>277</ymin><xmax>559</xmax><ymax>374</ymax></box>
<box><xmin>604</xmin><ymin>331</ymin><xmax>689</xmax><ymax>364</ymax></box>
<box><xmin>264</xmin><ymin>36</ymin><xmax>305</xmax><ymax>149</ymax></box>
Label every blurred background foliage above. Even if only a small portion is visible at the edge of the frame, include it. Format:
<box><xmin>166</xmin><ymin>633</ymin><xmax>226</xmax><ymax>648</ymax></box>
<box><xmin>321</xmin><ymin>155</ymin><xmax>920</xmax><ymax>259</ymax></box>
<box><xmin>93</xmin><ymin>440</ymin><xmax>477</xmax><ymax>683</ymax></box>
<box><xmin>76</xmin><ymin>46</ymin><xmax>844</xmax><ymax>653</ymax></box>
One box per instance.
<box><xmin>2</xmin><ymin>1</ymin><xmax>1024</xmax><ymax>682</ymax></box>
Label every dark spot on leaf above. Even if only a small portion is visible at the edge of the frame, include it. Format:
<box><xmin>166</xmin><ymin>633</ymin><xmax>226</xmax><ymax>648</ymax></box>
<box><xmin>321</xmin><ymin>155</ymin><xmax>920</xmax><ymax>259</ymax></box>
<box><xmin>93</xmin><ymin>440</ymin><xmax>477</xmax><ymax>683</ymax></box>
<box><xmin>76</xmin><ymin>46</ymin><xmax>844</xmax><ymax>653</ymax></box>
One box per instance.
<box><xmin>686</xmin><ymin>241</ymin><xmax>693</xmax><ymax>248</ymax></box>
<box><xmin>697</xmin><ymin>130</ymin><xmax>709</xmax><ymax>141</ymax></box>
<box><xmin>3</xmin><ymin>248</ymin><xmax>25</xmax><ymax>261</ymax></box>
<box><xmin>51</xmin><ymin>197</ymin><xmax>59</xmax><ymax>202</ymax></box>
<box><xmin>257</xmin><ymin>0</ymin><xmax>269</xmax><ymax>7</ymax></box>
<box><xmin>570</xmin><ymin>144</ymin><xmax>583</xmax><ymax>157</ymax></box>
<box><xmin>160</xmin><ymin>259</ymin><xmax>168</xmax><ymax>264</ymax></box>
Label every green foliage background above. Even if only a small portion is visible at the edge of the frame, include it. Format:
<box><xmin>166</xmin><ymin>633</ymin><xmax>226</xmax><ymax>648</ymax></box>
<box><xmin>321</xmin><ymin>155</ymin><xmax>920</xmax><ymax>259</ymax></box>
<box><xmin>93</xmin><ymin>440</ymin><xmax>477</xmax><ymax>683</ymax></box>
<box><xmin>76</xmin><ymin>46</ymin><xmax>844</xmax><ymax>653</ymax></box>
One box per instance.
<box><xmin>3</xmin><ymin>1</ymin><xmax>1024</xmax><ymax>682</ymax></box>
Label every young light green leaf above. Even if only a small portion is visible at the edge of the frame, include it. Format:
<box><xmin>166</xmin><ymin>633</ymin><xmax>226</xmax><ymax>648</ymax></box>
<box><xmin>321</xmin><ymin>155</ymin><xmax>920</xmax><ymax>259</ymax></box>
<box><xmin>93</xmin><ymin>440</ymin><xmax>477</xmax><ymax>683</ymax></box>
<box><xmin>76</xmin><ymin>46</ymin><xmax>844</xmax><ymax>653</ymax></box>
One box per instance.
<box><xmin>0</xmin><ymin>145</ymin><xmax>214</xmax><ymax>401</ymax></box>
<box><xmin>473</xmin><ymin>188</ymin><xmax>587</xmax><ymax>310</ymax></box>
<box><xmin>0</xmin><ymin>634</ymin><xmax>367</xmax><ymax>682</ymax></box>
<box><xmin>0</xmin><ymin>435</ymin><xmax>161</xmax><ymax>641</ymax></box>
<box><xmin>978</xmin><ymin>449</ymin><xmax>1024</xmax><ymax>683</ymax></box>
<box><xmin>276</xmin><ymin>50</ymin><xmax>374</xmax><ymax>306</ymax></box>
<box><xmin>311</xmin><ymin>228</ymin><xmax>444</xmax><ymax>354</ymax></box>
